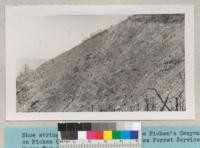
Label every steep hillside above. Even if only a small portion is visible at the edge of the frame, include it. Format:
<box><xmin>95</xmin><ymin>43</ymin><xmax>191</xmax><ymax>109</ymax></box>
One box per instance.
<box><xmin>16</xmin><ymin>14</ymin><xmax>185</xmax><ymax>112</ymax></box>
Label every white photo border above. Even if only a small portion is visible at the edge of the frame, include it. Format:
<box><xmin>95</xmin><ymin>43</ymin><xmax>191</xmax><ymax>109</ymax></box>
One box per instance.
<box><xmin>6</xmin><ymin>5</ymin><xmax>195</xmax><ymax>120</ymax></box>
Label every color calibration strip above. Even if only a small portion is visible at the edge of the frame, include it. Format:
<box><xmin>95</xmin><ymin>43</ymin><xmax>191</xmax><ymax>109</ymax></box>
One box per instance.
<box><xmin>58</xmin><ymin>122</ymin><xmax>141</xmax><ymax>148</ymax></box>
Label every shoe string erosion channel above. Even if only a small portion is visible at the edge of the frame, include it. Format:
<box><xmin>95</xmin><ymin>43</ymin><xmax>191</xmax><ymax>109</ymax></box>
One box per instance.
<box><xmin>57</xmin><ymin>122</ymin><xmax>142</xmax><ymax>148</ymax></box>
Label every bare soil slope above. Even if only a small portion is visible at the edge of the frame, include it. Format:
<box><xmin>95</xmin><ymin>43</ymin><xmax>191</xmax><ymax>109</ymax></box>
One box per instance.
<box><xmin>16</xmin><ymin>14</ymin><xmax>185</xmax><ymax>112</ymax></box>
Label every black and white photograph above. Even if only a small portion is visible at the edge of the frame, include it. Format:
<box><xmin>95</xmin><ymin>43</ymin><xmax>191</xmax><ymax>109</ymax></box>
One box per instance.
<box><xmin>6</xmin><ymin>5</ymin><xmax>194</xmax><ymax>120</ymax></box>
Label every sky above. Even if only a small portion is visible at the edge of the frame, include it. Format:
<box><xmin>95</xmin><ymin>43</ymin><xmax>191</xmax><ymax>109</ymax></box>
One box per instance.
<box><xmin>7</xmin><ymin>15</ymin><xmax>128</xmax><ymax>60</ymax></box>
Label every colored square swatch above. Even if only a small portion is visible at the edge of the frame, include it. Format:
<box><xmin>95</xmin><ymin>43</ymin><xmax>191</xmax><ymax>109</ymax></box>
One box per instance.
<box><xmin>60</xmin><ymin>131</ymin><xmax>67</xmax><ymax>140</ymax></box>
<box><xmin>78</xmin><ymin>131</ymin><xmax>87</xmax><ymax>140</ymax></box>
<box><xmin>131</xmin><ymin>131</ymin><xmax>138</xmax><ymax>139</ymax></box>
<box><xmin>103</xmin><ymin>131</ymin><xmax>112</xmax><ymax>140</ymax></box>
<box><xmin>112</xmin><ymin>131</ymin><xmax>121</xmax><ymax>139</ymax></box>
<box><xmin>87</xmin><ymin>131</ymin><xmax>96</xmax><ymax>139</ymax></box>
<box><xmin>121</xmin><ymin>131</ymin><xmax>131</xmax><ymax>139</ymax></box>
<box><xmin>96</xmin><ymin>131</ymin><xmax>103</xmax><ymax>139</ymax></box>
<box><xmin>58</xmin><ymin>123</ymin><xmax>66</xmax><ymax>131</ymax></box>
<box><xmin>61</xmin><ymin>131</ymin><xmax>70</xmax><ymax>139</ymax></box>
<box><xmin>69</xmin><ymin>131</ymin><xmax>78</xmax><ymax>140</ymax></box>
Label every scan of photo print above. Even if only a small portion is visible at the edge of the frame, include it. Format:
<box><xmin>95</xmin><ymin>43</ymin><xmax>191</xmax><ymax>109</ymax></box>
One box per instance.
<box><xmin>6</xmin><ymin>5</ymin><xmax>195</xmax><ymax>120</ymax></box>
